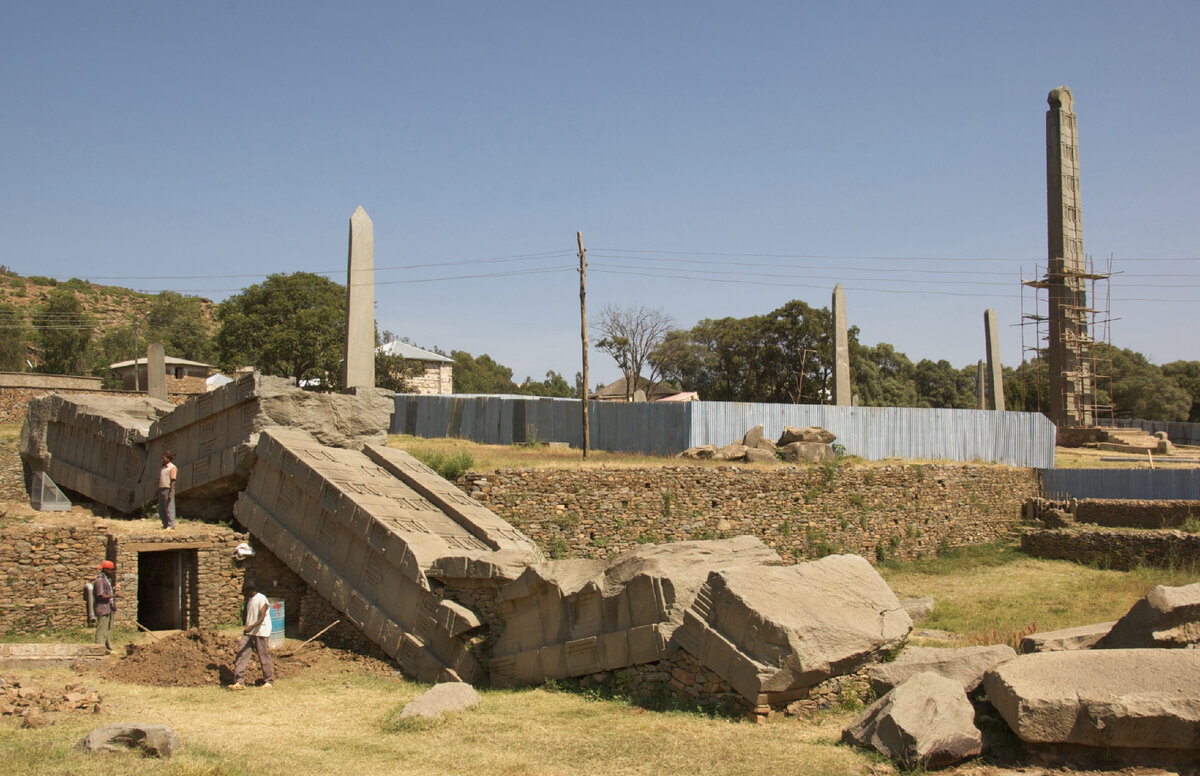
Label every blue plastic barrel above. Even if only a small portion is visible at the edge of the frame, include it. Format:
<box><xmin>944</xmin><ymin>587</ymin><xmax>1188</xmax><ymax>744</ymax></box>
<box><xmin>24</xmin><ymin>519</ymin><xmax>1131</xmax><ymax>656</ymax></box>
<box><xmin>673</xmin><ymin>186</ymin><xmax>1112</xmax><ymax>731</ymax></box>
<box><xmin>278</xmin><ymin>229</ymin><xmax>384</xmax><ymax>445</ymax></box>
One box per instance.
<box><xmin>267</xmin><ymin>598</ymin><xmax>285</xmax><ymax>648</ymax></box>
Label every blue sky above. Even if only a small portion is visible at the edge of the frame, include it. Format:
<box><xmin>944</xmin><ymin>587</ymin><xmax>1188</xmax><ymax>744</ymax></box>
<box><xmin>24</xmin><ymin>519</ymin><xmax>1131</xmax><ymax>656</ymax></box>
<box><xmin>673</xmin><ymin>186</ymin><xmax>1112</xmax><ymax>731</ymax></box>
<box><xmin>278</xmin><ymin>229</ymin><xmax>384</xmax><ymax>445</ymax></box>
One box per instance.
<box><xmin>3</xmin><ymin>2</ymin><xmax>1198</xmax><ymax>386</ymax></box>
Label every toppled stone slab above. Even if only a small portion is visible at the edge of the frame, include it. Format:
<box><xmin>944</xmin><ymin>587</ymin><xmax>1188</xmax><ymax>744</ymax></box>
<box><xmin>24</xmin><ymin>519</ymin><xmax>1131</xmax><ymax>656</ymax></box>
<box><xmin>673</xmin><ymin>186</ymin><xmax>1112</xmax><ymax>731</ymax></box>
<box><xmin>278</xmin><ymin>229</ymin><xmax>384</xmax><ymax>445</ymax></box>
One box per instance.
<box><xmin>75</xmin><ymin>722</ymin><xmax>181</xmax><ymax>757</ymax></box>
<box><xmin>843</xmin><ymin>671</ymin><xmax>982</xmax><ymax>769</ymax></box>
<box><xmin>673</xmin><ymin>554</ymin><xmax>911</xmax><ymax>708</ymax></box>
<box><xmin>399</xmin><ymin>682</ymin><xmax>481</xmax><ymax>719</ymax></box>
<box><xmin>490</xmin><ymin>536</ymin><xmax>783</xmax><ymax>688</ymax></box>
<box><xmin>1019</xmin><ymin>621</ymin><xmax>1114</xmax><ymax>653</ymax></box>
<box><xmin>139</xmin><ymin>375</ymin><xmax>397</xmax><ymax>513</ymax></box>
<box><xmin>983</xmin><ymin>649</ymin><xmax>1200</xmax><ymax>751</ymax></box>
<box><xmin>20</xmin><ymin>393</ymin><xmax>173</xmax><ymax>512</ymax></box>
<box><xmin>1096</xmin><ymin>581</ymin><xmax>1200</xmax><ymax>649</ymax></box>
<box><xmin>235</xmin><ymin>427</ymin><xmax>537</xmax><ymax>684</ymax></box>
<box><xmin>868</xmin><ymin>644</ymin><xmax>1016</xmax><ymax>695</ymax></box>
<box><xmin>778</xmin><ymin>426</ymin><xmax>835</xmax><ymax>445</ymax></box>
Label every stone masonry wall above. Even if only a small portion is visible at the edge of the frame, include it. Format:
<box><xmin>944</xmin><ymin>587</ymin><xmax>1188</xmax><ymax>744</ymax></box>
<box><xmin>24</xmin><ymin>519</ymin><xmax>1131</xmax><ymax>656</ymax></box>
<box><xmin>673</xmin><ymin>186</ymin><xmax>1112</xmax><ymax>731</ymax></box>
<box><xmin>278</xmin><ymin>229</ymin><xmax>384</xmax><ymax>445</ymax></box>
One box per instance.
<box><xmin>112</xmin><ymin>529</ymin><xmax>247</xmax><ymax>629</ymax></box>
<box><xmin>0</xmin><ymin>523</ymin><xmax>108</xmax><ymax>634</ymax></box>
<box><xmin>1021</xmin><ymin>527</ymin><xmax>1200</xmax><ymax>570</ymax></box>
<box><xmin>0</xmin><ymin>520</ymin><xmax>248</xmax><ymax>635</ymax></box>
<box><xmin>463</xmin><ymin>464</ymin><xmax>1039</xmax><ymax>563</ymax></box>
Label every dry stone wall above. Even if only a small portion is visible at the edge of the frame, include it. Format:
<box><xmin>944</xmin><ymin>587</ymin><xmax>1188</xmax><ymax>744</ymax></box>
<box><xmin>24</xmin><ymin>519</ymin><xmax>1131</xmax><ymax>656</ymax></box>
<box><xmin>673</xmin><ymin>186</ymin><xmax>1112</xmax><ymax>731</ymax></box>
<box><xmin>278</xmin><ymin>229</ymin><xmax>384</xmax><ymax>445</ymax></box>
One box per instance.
<box><xmin>463</xmin><ymin>464</ymin><xmax>1038</xmax><ymax>563</ymax></box>
<box><xmin>0</xmin><ymin>521</ymin><xmax>246</xmax><ymax>634</ymax></box>
<box><xmin>1020</xmin><ymin>527</ymin><xmax>1200</xmax><ymax>570</ymax></box>
<box><xmin>0</xmin><ymin>523</ymin><xmax>108</xmax><ymax>634</ymax></box>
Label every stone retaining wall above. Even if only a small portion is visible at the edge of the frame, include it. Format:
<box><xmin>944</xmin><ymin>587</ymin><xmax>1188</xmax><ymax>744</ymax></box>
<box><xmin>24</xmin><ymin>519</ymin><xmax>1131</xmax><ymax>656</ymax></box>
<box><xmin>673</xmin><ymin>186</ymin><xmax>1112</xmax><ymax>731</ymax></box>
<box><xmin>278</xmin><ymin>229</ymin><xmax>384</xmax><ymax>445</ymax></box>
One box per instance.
<box><xmin>1020</xmin><ymin>527</ymin><xmax>1200</xmax><ymax>570</ymax></box>
<box><xmin>1075</xmin><ymin>499</ymin><xmax>1200</xmax><ymax>529</ymax></box>
<box><xmin>0</xmin><ymin>523</ymin><xmax>109</xmax><ymax>634</ymax></box>
<box><xmin>463</xmin><ymin>464</ymin><xmax>1038</xmax><ymax>563</ymax></box>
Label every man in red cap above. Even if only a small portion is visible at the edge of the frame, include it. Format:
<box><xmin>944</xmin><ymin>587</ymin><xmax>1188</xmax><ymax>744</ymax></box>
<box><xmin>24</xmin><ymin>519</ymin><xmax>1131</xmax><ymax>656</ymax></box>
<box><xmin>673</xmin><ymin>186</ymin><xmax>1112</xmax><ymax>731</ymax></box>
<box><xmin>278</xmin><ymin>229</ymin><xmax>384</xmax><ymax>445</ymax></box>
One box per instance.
<box><xmin>93</xmin><ymin>560</ymin><xmax>117</xmax><ymax>653</ymax></box>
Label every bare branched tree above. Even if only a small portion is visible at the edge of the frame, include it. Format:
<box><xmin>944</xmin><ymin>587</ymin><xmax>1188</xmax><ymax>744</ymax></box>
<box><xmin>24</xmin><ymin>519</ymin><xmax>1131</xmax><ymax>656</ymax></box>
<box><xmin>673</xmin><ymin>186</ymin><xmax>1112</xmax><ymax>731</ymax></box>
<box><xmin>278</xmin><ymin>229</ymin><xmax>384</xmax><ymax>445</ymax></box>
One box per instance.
<box><xmin>594</xmin><ymin>304</ymin><xmax>676</xmax><ymax>400</ymax></box>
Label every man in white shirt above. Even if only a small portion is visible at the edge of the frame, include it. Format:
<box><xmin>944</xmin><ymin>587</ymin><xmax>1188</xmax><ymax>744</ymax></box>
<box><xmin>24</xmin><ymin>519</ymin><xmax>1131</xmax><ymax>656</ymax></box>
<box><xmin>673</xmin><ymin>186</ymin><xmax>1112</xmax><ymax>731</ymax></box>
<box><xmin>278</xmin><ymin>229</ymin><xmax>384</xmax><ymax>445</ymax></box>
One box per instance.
<box><xmin>229</xmin><ymin>581</ymin><xmax>275</xmax><ymax>690</ymax></box>
<box><xmin>157</xmin><ymin>452</ymin><xmax>178</xmax><ymax>530</ymax></box>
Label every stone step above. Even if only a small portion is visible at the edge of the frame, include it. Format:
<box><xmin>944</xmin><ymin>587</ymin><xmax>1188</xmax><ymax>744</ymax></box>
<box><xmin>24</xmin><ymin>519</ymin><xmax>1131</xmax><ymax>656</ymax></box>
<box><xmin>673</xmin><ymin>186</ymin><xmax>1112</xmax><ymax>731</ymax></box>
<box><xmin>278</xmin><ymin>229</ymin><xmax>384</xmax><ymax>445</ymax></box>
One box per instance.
<box><xmin>0</xmin><ymin>643</ymin><xmax>106</xmax><ymax>669</ymax></box>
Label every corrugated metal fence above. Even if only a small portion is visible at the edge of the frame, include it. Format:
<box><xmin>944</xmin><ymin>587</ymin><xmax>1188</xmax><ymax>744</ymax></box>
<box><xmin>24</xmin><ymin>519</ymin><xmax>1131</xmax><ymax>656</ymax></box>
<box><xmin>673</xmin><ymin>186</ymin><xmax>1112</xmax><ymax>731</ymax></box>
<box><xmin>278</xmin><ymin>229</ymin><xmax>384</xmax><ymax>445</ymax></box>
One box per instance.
<box><xmin>392</xmin><ymin>395</ymin><xmax>1056</xmax><ymax>467</ymax></box>
<box><xmin>1040</xmin><ymin>468</ymin><xmax>1200</xmax><ymax>500</ymax></box>
<box><xmin>1100</xmin><ymin>418</ymin><xmax>1200</xmax><ymax>446</ymax></box>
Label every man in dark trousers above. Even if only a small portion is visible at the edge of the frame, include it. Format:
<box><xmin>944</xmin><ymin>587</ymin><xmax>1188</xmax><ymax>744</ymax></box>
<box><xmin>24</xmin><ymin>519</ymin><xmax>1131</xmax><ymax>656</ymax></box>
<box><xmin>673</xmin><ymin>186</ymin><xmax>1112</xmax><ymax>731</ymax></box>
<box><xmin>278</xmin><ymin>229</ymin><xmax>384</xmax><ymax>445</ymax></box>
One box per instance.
<box><xmin>229</xmin><ymin>581</ymin><xmax>275</xmax><ymax>690</ymax></box>
<box><xmin>93</xmin><ymin>560</ymin><xmax>117</xmax><ymax>653</ymax></box>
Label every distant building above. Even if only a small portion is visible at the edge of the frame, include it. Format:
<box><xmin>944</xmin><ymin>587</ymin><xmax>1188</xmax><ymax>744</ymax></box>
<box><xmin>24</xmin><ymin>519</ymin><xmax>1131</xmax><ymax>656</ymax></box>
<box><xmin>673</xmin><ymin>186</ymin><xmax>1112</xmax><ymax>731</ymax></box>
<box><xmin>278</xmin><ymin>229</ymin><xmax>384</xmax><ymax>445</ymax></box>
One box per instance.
<box><xmin>591</xmin><ymin>376</ymin><xmax>682</xmax><ymax>402</ymax></box>
<box><xmin>109</xmin><ymin>356</ymin><xmax>216</xmax><ymax>395</ymax></box>
<box><xmin>377</xmin><ymin>341</ymin><xmax>454</xmax><ymax>395</ymax></box>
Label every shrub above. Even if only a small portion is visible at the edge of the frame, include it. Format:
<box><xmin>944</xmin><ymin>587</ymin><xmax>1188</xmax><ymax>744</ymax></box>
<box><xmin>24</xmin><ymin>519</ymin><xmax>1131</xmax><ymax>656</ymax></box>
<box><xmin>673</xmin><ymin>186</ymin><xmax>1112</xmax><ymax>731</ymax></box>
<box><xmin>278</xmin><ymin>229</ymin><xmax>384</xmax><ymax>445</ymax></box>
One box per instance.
<box><xmin>412</xmin><ymin>450</ymin><xmax>474</xmax><ymax>481</ymax></box>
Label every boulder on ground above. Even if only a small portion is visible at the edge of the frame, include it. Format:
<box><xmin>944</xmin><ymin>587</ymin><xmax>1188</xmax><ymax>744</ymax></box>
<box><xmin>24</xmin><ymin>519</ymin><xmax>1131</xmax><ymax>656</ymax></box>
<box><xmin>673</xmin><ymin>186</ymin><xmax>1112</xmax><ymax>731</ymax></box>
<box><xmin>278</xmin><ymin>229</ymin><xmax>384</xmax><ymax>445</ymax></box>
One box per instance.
<box><xmin>712</xmin><ymin>444</ymin><xmax>749</xmax><ymax>462</ymax></box>
<box><xmin>75</xmin><ymin>723</ymin><xmax>181</xmax><ymax>757</ymax></box>
<box><xmin>868</xmin><ymin>644</ymin><xmax>1016</xmax><ymax>695</ymax></box>
<box><xmin>1019</xmin><ymin>621</ymin><xmax>1114</xmax><ymax>653</ymax></box>
<box><xmin>677</xmin><ymin>445</ymin><xmax>716</xmax><ymax>460</ymax></box>
<box><xmin>778</xmin><ymin>441</ymin><xmax>834</xmax><ymax>463</ymax></box>
<box><xmin>742</xmin><ymin>425</ymin><xmax>765</xmax><ymax>448</ymax></box>
<box><xmin>1095</xmin><ymin>581</ymin><xmax>1200</xmax><ymax>649</ymax></box>
<box><xmin>399</xmin><ymin>682</ymin><xmax>481</xmax><ymax>719</ymax></box>
<box><xmin>744</xmin><ymin>448</ymin><xmax>777</xmax><ymax>464</ymax></box>
<box><xmin>777</xmin><ymin>426</ymin><xmax>836</xmax><ymax>445</ymax></box>
<box><xmin>842</xmin><ymin>671</ymin><xmax>982</xmax><ymax>769</ymax></box>
<box><xmin>901</xmin><ymin>597</ymin><xmax>935</xmax><ymax>623</ymax></box>
<box><xmin>674</xmin><ymin>554</ymin><xmax>912</xmax><ymax>706</ymax></box>
<box><xmin>983</xmin><ymin>649</ymin><xmax>1200</xmax><ymax>751</ymax></box>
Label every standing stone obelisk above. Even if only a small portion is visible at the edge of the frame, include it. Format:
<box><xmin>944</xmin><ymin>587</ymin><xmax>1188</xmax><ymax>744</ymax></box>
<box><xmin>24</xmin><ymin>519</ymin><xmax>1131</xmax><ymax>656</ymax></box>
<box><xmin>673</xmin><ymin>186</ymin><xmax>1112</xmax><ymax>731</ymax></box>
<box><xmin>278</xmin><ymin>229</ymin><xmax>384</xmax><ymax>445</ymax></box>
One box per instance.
<box><xmin>983</xmin><ymin>308</ymin><xmax>1005</xmax><ymax>411</ymax></box>
<box><xmin>343</xmin><ymin>206</ymin><xmax>375</xmax><ymax>390</ymax></box>
<box><xmin>147</xmin><ymin>342</ymin><xmax>167</xmax><ymax>401</ymax></box>
<box><xmin>832</xmin><ymin>283</ymin><xmax>851</xmax><ymax>406</ymax></box>
<box><xmin>1046</xmin><ymin>87</ymin><xmax>1092</xmax><ymax>427</ymax></box>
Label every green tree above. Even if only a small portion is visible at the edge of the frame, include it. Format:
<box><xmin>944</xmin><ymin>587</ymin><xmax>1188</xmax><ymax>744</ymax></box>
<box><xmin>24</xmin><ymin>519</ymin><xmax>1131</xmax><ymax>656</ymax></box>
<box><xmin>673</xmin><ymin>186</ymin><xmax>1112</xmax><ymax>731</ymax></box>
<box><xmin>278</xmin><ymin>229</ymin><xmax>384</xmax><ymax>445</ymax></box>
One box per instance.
<box><xmin>34</xmin><ymin>289</ymin><xmax>94</xmax><ymax>374</ymax></box>
<box><xmin>518</xmin><ymin>370</ymin><xmax>576</xmax><ymax>397</ymax></box>
<box><xmin>146</xmin><ymin>291</ymin><xmax>215</xmax><ymax>363</ymax></box>
<box><xmin>0</xmin><ymin>303</ymin><xmax>30</xmax><ymax>371</ymax></box>
<box><xmin>215</xmin><ymin>272</ymin><xmax>345</xmax><ymax>385</ymax></box>
<box><xmin>913</xmin><ymin>359</ymin><xmax>975</xmax><ymax>409</ymax></box>
<box><xmin>852</xmin><ymin>342</ymin><xmax>918</xmax><ymax>407</ymax></box>
<box><xmin>1162</xmin><ymin>360</ymin><xmax>1200</xmax><ymax>422</ymax></box>
<box><xmin>1104</xmin><ymin>346</ymin><xmax>1190</xmax><ymax>421</ymax></box>
<box><xmin>451</xmin><ymin>351</ymin><xmax>520</xmax><ymax>393</ymax></box>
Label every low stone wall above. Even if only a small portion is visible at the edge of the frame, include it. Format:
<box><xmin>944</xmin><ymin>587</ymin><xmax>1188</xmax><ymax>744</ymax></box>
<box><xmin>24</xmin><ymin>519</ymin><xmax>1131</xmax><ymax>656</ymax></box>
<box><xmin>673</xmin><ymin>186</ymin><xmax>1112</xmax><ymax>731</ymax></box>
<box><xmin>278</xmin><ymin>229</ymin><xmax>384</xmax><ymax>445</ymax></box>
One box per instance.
<box><xmin>1020</xmin><ymin>527</ymin><xmax>1200</xmax><ymax>570</ymax></box>
<box><xmin>463</xmin><ymin>464</ymin><xmax>1038</xmax><ymax>563</ymax></box>
<box><xmin>1075</xmin><ymin>499</ymin><xmax>1200</xmax><ymax>529</ymax></box>
<box><xmin>0</xmin><ymin>523</ymin><xmax>109</xmax><ymax>634</ymax></box>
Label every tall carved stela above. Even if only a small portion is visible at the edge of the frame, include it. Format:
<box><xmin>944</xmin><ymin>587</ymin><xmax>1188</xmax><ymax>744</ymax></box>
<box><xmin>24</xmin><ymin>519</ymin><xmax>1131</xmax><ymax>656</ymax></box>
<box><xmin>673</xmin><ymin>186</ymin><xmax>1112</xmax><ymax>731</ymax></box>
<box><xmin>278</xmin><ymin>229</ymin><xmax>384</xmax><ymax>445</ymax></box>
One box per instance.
<box><xmin>1045</xmin><ymin>87</ymin><xmax>1093</xmax><ymax>427</ymax></box>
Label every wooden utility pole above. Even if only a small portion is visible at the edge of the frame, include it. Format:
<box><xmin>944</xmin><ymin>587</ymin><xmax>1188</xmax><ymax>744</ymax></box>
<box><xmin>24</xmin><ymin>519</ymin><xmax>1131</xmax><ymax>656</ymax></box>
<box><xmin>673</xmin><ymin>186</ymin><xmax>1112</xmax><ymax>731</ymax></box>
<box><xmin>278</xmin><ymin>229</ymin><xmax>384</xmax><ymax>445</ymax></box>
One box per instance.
<box><xmin>578</xmin><ymin>231</ymin><xmax>590</xmax><ymax>458</ymax></box>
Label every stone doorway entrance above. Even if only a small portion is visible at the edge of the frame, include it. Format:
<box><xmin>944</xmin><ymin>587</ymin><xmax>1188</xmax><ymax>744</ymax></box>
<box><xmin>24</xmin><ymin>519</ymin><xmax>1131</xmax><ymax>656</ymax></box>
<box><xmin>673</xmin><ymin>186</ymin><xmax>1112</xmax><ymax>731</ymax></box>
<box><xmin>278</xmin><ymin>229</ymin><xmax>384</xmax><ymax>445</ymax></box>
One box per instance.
<box><xmin>137</xmin><ymin>549</ymin><xmax>197</xmax><ymax>630</ymax></box>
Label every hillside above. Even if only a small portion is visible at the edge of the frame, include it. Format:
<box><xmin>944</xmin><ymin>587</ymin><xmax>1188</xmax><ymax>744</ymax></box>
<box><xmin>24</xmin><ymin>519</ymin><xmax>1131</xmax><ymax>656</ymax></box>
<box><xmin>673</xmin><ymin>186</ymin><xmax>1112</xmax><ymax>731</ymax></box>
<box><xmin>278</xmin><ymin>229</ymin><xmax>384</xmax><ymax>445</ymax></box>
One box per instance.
<box><xmin>0</xmin><ymin>271</ymin><xmax>218</xmax><ymax>335</ymax></box>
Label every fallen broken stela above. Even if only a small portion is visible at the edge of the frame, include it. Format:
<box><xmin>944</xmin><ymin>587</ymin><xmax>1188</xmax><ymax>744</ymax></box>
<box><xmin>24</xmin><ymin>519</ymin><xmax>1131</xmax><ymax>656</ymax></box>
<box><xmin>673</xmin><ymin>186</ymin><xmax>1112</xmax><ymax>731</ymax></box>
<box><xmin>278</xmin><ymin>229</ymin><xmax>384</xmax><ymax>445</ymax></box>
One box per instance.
<box><xmin>20</xmin><ymin>376</ymin><xmax>1200</xmax><ymax>768</ymax></box>
<box><xmin>20</xmin><ymin>375</ymin><xmax>911</xmax><ymax>704</ymax></box>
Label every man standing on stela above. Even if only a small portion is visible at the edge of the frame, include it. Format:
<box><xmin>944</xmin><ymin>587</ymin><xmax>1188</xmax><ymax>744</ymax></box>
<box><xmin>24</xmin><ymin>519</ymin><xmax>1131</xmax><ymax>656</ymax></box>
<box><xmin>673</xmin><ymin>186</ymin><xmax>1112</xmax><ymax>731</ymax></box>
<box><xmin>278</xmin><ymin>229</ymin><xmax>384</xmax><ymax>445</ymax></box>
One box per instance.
<box><xmin>158</xmin><ymin>452</ymin><xmax>177</xmax><ymax>530</ymax></box>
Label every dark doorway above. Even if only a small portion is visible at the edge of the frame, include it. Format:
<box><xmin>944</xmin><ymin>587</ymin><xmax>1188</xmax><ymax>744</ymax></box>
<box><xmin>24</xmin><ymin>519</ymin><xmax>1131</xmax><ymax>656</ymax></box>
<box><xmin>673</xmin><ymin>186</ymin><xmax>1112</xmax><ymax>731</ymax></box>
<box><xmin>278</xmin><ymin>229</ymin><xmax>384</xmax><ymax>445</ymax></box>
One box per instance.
<box><xmin>137</xmin><ymin>550</ymin><xmax>197</xmax><ymax>630</ymax></box>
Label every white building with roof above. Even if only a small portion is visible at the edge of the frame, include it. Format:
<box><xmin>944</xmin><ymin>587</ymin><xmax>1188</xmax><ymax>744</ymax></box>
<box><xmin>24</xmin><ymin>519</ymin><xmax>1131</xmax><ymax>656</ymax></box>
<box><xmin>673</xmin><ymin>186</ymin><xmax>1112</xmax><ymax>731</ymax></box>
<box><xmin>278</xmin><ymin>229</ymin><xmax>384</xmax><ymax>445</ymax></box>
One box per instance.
<box><xmin>376</xmin><ymin>341</ymin><xmax>454</xmax><ymax>395</ymax></box>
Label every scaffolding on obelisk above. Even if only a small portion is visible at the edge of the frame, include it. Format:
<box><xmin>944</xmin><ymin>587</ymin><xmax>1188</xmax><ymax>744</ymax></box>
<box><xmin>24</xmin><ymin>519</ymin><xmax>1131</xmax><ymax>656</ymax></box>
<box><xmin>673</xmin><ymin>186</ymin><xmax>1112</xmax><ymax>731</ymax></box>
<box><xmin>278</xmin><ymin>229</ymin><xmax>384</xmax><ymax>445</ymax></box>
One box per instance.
<box><xmin>1021</xmin><ymin>87</ymin><xmax>1112</xmax><ymax>429</ymax></box>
